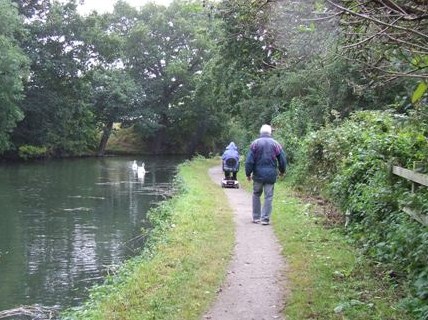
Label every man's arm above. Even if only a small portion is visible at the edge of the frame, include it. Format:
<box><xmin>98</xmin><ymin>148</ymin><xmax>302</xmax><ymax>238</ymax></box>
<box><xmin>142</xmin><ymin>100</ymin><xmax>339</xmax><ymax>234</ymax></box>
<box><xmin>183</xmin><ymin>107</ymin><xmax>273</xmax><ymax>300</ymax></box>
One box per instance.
<box><xmin>277</xmin><ymin>149</ymin><xmax>287</xmax><ymax>174</ymax></box>
<box><xmin>245</xmin><ymin>149</ymin><xmax>254</xmax><ymax>180</ymax></box>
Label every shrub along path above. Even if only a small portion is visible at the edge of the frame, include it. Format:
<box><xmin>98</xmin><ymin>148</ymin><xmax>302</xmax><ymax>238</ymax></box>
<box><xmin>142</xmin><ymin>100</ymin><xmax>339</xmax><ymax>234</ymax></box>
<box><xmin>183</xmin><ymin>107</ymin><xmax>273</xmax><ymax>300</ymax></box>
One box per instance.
<box><xmin>203</xmin><ymin>166</ymin><xmax>288</xmax><ymax>320</ymax></box>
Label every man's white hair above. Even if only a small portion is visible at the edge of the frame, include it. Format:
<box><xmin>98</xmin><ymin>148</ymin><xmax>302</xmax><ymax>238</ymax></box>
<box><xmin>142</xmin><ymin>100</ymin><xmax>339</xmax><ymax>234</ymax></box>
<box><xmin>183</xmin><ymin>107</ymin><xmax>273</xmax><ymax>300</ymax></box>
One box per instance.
<box><xmin>260</xmin><ymin>124</ymin><xmax>272</xmax><ymax>135</ymax></box>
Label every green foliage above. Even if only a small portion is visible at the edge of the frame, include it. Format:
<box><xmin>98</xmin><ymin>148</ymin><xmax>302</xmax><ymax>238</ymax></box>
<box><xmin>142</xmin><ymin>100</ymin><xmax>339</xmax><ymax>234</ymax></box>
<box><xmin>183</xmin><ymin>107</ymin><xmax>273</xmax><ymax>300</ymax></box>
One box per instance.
<box><xmin>110</xmin><ymin>0</ymin><xmax>219</xmax><ymax>154</ymax></box>
<box><xmin>220</xmin><ymin>118</ymin><xmax>250</xmax><ymax>153</ymax></box>
<box><xmin>327</xmin><ymin>0</ymin><xmax>428</xmax><ymax>83</ymax></box>
<box><xmin>89</xmin><ymin>68</ymin><xmax>141</xmax><ymax>154</ymax></box>
<box><xmin>260</xmin><ymin>57</ymin><xmax>409</xmax><ymax>164</ymax></box>
<box><xmin>412</xmin><ymin>81</ymin><xmax>427</xmax><ymax>104</ymax></box>
<box><xmin>202</xmin><ymin>0</ymin><xmax>280</xmax><ymax>134</ymax></box>
<box><xmin>0</xmin><ymin>0</ymin><xmax>29</xmax><ymax>154</ymax></box>
<box><xmin>272</xmin><ymin>97</ymin><xmax>315</xmax><ymax>163</ymax></box>
<box><xmin>266</xmin><ymin>180</ymin><xmax>413</xmax><ymax>319</ymax></box>
<box><xmin>18</xmin><ymin>144</ymin><xmax>48</xmax><ymax>160</ymax></box>
<box><xmin>12</xmin><ymin>0</ymin><xmax>98</xmax><ymax>156</ymax></box>
<box><xmin>289</xmin><ymin>110</ymin><xmax>428</xmax><ymax>318</ymax></box>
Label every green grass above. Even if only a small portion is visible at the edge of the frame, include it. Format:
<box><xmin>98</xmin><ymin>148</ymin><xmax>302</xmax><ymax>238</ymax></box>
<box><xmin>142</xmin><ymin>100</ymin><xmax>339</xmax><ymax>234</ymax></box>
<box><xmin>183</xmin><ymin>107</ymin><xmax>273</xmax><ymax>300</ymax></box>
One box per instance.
<box><xmin>239</xmin><ymin>173</ymin><xmax>411</xmax><ymax>319</ymax></box>
<box><xmin>64</xmin><ymin>158</ymin><xmax>412</xmax><ymax>320</ymax></box>
<box><xmin>63</xmin><ymin>158</ymin><xmax>234</xmax><ymax>320</ymax></box>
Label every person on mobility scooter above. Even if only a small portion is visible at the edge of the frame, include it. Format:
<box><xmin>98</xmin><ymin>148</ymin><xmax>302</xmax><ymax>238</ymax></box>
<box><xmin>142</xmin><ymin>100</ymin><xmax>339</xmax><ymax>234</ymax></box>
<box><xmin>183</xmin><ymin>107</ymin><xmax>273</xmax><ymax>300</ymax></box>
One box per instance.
<box><xmin>221</xmin><ymin>142</ymin><xmax>240</xmax><ymax>188</ymax></box>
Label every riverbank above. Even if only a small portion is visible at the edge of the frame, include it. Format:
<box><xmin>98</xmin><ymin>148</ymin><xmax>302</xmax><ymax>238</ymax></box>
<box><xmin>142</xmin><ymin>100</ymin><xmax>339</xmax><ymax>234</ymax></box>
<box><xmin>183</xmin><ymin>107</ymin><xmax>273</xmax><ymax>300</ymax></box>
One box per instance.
<box><xmin>63</xmin><ymin>157</ymin><xmax>235</xmax><ymax>319</ymax></box>
<box><xmin>63</xmin><ymin>157</ymin><xmax>412</xmax><ymax>320</ymax></box>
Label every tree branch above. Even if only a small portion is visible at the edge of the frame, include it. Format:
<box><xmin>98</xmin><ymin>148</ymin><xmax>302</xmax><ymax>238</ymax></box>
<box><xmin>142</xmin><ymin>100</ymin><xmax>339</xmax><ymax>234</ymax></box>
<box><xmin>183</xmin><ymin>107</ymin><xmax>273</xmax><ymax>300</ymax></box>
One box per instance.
<box><xmin>326</xmin><ymin>0</ymin><xmax>428</xmax><ymax>40</ymax></box>
<box><xmin>340</xmin><ymin>25</ymin><xmax>389</xmax><ymax>49</ymax></box>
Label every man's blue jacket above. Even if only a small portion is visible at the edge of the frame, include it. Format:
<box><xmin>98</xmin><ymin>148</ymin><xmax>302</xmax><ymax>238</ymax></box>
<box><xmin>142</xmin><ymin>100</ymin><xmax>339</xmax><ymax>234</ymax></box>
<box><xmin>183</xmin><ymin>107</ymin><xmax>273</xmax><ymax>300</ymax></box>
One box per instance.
<box><xmin>245</xmin><ymin>133</ymin><xmax>286</xmax><ymax>184</ymax></box>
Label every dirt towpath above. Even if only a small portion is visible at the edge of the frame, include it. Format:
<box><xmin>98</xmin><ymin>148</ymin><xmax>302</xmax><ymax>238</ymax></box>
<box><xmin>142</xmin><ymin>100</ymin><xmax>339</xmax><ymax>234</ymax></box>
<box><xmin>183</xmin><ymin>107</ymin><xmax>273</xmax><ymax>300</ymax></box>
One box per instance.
<box><xmin>204</xmin><ymin>166</ymin><xmax>287</xmax><ymax>320</ymax></box>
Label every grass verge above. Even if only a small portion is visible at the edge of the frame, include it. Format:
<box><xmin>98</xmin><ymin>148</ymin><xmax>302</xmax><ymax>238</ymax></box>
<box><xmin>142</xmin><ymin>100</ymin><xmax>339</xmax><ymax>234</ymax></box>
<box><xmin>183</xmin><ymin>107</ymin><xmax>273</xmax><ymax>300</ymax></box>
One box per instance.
<box><xmin>239</xmin><ymin>174</ymin><xmax>412</xmax><ymax>320</ymax></box>
<box><xmin>63</xmin><ymin>158</ymin><xmax>234</xmax><ymax>320</ymax></box>
<box><xmin>63</xmin><ymin>157</ymin><xmax>411</xmax><ymax>320</ymax></box>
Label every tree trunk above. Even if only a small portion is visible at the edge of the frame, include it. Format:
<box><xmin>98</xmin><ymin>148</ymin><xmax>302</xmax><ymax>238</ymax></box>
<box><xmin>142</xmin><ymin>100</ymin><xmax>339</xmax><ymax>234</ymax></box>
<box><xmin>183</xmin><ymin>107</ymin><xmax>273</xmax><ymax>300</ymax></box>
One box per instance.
<box><xmin>97</xmin><ymin>121</ymin><xmax>113</xmax><ymax>156</ymax></box>
<box><xmin>187</xmin><ymin>119</ymin><xmax>206</xmax><ymax>156</ymax></box>
<box><xmin>152</xmin><ymin>113</ymin><xmax>169</xmax><ymax>154</ymax></box>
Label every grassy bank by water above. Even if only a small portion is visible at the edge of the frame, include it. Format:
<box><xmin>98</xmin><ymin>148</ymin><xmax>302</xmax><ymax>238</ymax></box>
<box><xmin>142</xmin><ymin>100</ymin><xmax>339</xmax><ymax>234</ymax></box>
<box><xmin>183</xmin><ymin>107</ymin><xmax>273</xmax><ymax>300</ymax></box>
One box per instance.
<box><xmin>64</xmin><ymin>157</ymin><xmax>411</xmax><ymax>319</ymax></box>
<box><xmin>239</xmin><ymin>174</ymin><xmax>412</xmax><ymax>319</ymax></box>
<box><xmin>63</xmin><ymin>158</ymin><xmax>234</xmax><ymax>320</ymax></box>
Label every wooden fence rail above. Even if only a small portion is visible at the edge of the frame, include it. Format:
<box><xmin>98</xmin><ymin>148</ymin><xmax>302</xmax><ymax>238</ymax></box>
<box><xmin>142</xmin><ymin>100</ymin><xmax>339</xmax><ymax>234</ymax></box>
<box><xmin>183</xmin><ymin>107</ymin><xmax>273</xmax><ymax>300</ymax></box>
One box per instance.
<box><xmin>392</xmin><ymin>166</ymin><xmax>428</xmax><ymax>187</ymax></box>
<box><xmin>392</xmin><ymin>165</ymin><xmax>428</xmax><ymax>226</ymax></box>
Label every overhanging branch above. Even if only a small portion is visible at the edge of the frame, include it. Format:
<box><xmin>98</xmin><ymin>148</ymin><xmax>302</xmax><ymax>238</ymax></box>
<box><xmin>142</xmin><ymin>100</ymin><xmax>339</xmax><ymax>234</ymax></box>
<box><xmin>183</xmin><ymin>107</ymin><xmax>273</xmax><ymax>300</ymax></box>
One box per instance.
<box><xmin>326</xmin><ymin>0</ymin><xmax>428</xmax><ymax>40</ymax></box>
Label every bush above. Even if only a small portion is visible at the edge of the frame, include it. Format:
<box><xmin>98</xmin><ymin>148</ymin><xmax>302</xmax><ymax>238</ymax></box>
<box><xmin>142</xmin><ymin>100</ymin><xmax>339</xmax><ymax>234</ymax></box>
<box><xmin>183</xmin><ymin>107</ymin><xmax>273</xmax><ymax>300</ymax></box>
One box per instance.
<box><xmin>18</xmin><ymin>145</ymin><xmax>48</xmax><ymax>160</ymax></box>
<box><xmin>288</xmin><ymin>110</ymin><xmax>428</xmax><ymax>318</ymax></box>
<box><xmin>272</xmin><ymin>97</ymin><xmax>315</xmax><ymax>163</ymax></box>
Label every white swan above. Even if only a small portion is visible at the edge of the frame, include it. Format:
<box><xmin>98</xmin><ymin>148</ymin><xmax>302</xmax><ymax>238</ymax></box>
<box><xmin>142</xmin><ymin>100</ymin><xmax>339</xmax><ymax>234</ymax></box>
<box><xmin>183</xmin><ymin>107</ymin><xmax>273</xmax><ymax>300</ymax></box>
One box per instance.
<box><xmin>132</xmin><ymin>160</ymin><xmax>138</xmax><ymax>171</ymax></box>
<box><xmin>137</xmin><ymin>162</ymin><xmax>146</xmax><ymax>176</ymax></box>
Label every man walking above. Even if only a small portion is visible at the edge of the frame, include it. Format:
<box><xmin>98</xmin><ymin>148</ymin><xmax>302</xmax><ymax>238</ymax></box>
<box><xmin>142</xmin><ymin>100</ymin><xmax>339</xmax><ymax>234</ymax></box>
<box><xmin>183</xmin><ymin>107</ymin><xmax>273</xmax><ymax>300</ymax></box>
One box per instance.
<box><xmin>245</xmin><ymin>124</ymin><xmax>286</xmax><ymax>225</ymax></box>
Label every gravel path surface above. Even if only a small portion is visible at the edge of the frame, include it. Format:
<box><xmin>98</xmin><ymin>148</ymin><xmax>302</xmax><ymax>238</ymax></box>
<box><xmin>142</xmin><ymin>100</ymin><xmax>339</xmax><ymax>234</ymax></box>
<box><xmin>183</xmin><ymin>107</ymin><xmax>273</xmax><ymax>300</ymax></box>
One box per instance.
<box><xmin>203</xmin><ymin>166</ymin><xmax>287</xmax><ymax>320</ymax></box>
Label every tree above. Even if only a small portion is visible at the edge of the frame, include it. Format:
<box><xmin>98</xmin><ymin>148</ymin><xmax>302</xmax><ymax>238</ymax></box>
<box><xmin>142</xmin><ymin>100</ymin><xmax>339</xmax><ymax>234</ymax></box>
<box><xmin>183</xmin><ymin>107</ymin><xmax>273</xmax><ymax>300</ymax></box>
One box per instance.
<box><xmin>90</xmin><ymin>68</ymin><xmax>140</xmax><ymax>156</ymax></box>
<box><xmin>117</xmin><ymin>0</ymin><xmax>215</xmax><ymax>153</ymax></box>
<box><xmin>266</xmin><ymin>0</ymin><xmax>339</xmax><ymax>67</ymax></box>
<box><xmin>12</xmin><ymin>0</ymin><xmax>98</xmax><ymax>156</ymax></box>
<box><xmin>324</xmin><ymin>0</ymin><xmax>428</xmax><ymax>83</ymax></box>
<box><xmin>0</xmin><ymin>0</ymin><xmax>29</xmax><ymax>154</ymax></box>
<box><xmin>202</xmin><ymin>0</ymin><xmax>280</xmax><ymax>133</ymax></box>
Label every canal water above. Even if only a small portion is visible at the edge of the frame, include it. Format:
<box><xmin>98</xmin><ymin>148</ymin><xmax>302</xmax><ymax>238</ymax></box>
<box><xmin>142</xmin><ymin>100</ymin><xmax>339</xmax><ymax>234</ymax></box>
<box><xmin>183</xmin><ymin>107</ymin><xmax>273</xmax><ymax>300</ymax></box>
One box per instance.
<box><xmin>0</xmin><ymin>156</ymin><xmax>184</xmax><ymax>313</ymax></box>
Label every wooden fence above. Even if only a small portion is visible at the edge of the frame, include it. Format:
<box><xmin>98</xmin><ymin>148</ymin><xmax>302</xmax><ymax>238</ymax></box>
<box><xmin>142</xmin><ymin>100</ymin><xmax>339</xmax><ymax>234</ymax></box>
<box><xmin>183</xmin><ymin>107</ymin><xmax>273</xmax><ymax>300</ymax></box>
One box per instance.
<box><xmin>392</xmin><ymin>164</ymin><xmax>428</xmax><ymax>226</ymax></box>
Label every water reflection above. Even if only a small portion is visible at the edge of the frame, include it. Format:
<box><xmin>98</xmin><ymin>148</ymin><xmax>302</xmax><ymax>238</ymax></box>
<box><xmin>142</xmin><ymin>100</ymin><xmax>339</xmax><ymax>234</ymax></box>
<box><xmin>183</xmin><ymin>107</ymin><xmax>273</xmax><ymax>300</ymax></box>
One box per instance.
<box><xmin>0</xmin><ymin>156</ymin><xmax>182</xmax><ymax>312</ymax></box>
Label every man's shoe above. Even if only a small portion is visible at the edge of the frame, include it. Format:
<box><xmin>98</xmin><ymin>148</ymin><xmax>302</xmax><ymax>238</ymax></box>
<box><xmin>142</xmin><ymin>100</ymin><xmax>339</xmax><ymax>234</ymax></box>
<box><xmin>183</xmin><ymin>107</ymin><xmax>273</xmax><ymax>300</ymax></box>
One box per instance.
<box><xmin>252</xmin><ymin>219</ymin><xmax>261</xmax><ymax>224</ymax></box>
<box><xmin>261</xmin><ymin>219</ymin><xmax>270</xmax><ymax>225</ymax></box>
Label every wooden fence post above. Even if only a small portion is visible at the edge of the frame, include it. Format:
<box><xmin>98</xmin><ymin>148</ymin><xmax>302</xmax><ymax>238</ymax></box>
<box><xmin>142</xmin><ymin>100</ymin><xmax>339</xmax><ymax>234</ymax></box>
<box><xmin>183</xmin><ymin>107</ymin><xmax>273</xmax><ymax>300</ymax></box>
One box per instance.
<box><xmin>392</xmin><ymin>162</ymin><xmax>428</xmax><ymax>226</ymax></box>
